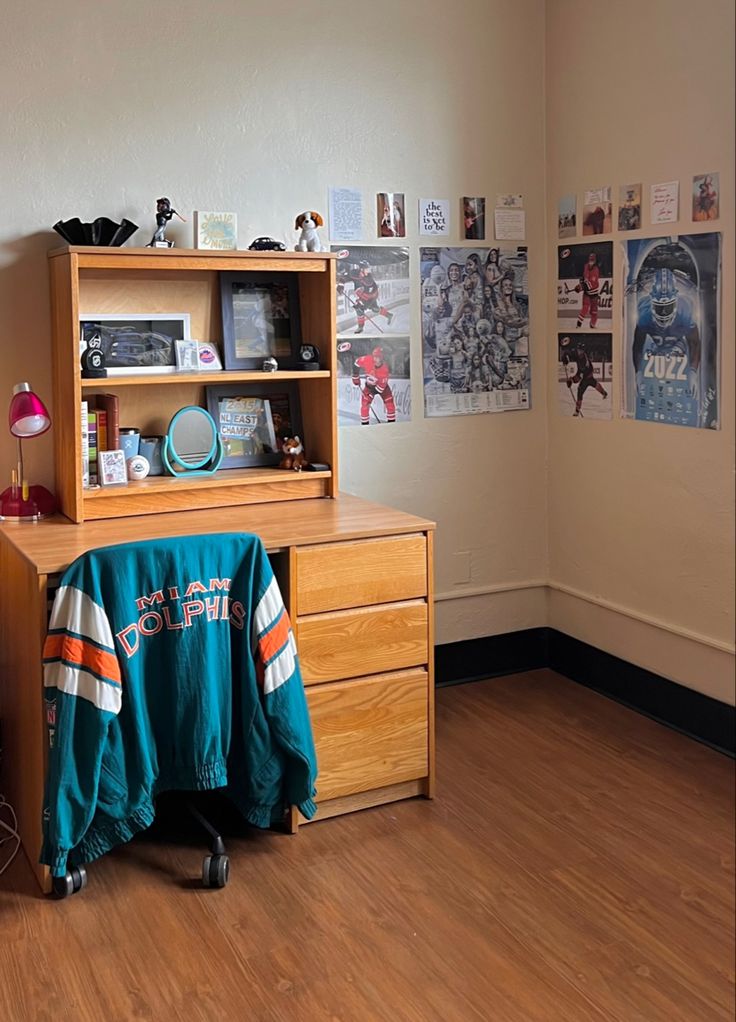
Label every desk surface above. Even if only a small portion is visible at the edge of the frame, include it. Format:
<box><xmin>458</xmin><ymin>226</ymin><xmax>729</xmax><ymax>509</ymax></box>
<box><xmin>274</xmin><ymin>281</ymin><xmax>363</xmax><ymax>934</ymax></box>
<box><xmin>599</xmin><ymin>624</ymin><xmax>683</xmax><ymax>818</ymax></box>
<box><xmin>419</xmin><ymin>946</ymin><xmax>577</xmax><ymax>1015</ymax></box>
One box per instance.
<box><xmin>0</xmin><ymin>494</ymin><xmax>435</xmax><ymax>576</ymax></box>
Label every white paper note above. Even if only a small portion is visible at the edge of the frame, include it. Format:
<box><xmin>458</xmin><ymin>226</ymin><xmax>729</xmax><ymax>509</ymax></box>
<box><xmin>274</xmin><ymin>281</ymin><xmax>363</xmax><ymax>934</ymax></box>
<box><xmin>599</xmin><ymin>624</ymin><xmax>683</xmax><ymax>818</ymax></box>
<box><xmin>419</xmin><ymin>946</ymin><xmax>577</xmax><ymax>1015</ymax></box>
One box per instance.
<box><xmin>650</xmin><ymin>181</ymin><xmax>679</xmax><ymax>224</ymax></box>
<box><xmin>494</xmin><ymin>208</ymin><xmax>526</xmax><ymax>240</ymax></box>
<box><xmin>328</xmin><ymin>187</ymin><xmax>363</xmax><ymax>242</ymax></box>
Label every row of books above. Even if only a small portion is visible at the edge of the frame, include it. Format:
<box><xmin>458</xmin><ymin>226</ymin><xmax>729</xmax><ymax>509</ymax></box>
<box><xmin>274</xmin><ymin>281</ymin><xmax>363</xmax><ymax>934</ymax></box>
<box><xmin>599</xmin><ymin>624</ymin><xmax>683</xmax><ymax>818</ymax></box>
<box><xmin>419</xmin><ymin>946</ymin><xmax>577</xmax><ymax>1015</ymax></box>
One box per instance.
<box><xmin>81</xmin><ymin>395</ymin><xmax>120</xmax><ymax>488</ymax></box>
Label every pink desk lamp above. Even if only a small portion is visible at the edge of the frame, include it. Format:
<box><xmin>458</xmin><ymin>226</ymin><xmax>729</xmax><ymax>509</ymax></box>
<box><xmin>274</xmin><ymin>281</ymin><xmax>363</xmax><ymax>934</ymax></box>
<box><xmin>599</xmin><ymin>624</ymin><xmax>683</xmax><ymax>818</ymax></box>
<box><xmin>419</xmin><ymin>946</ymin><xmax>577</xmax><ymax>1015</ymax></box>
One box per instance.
<box><xmin>0</xmin><ymin>382</ymin><xmax>57</xmax><ymax>522</ymax></box>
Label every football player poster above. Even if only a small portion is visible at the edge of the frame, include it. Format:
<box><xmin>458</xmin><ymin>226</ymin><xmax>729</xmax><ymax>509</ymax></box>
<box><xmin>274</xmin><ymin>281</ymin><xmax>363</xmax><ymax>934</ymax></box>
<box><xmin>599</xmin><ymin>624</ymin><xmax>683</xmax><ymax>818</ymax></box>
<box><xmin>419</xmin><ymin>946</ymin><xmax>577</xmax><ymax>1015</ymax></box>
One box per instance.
<box><xmin>557</xmin><ymin>242</ymin><xmax>613</xmax><ymax>330</ymax></box>
<box><xmin>557</xmin><ymin>333</ymin><xmax>612</xmax><ymax>420</ymax></box>
<box><xmin>622</xmin><ymin>233</ymin><xmax>721</xmax><ymax>429</ymax></box>
<box><xmin>420</xmin><ymin>246</ymin><xmax>531</xmax><ymax>418</ymax></box>
<box><xmin>332</xmin><ymin>246</ymin><xmax>411</xmax><ymax>426</ymax></box>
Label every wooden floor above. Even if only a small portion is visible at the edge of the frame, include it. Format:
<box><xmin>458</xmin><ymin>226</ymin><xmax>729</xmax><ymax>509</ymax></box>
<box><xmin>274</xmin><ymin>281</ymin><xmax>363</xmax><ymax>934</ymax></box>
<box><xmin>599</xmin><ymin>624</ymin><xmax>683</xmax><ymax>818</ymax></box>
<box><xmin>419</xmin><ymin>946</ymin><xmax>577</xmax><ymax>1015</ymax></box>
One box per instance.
<box><xmin>1</xmin><ymin>670</ymin><xmax>733</xmax><ymax>1021</ymax></box>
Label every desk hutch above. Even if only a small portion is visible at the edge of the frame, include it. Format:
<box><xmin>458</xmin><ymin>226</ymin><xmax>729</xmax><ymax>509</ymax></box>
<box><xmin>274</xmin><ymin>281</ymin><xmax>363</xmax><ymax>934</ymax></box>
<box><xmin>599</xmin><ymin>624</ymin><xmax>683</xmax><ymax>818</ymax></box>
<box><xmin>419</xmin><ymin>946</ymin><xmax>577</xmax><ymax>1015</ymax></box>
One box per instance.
<box><xmin>0</xmin><ymin>246</ymin><xmax>435</xmax><ymax>892</ymax></box>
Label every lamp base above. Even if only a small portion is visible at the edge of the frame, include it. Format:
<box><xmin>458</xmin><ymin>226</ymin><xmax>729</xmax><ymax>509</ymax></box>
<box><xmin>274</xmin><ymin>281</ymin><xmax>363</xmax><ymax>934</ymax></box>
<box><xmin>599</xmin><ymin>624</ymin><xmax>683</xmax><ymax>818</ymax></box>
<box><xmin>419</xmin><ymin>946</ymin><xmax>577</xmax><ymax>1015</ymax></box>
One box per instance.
<box><xmin>0</xmin><ymin>485</ymin><xmax>56</xmax><ymax>522</ymax></box>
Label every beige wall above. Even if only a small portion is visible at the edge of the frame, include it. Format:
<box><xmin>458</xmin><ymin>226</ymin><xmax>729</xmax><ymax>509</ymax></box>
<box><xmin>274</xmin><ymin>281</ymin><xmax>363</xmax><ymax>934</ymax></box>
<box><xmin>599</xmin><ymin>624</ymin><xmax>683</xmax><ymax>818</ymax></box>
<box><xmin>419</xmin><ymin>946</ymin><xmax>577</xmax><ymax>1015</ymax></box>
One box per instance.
<box><xmin>546</xmin><ymin>0</ymin><xmax>735</xmax><ymax>703</ymax></box>
<box><xmin>0</xmin><ymin>0</ymin><xmax>549</xmax><ymax>646</ymax></box>
<box><xmin>1</xmin><ymin>1</ymin><xmax>733</xmax><ymax>701</ymax></box>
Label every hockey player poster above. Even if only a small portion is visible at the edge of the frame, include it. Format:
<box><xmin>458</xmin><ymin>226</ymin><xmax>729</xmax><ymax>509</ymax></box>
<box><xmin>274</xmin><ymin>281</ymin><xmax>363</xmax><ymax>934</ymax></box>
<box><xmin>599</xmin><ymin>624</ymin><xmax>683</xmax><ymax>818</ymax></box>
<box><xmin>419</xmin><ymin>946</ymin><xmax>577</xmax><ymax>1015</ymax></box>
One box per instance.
<box><xmin>622</xmin><ymin>233</ymin><xmax>721</xmax><ymax>429</ymax></box>
<box><xmin>558</xmin><ymin>333</ymin><xmax>612</xmax><ymax>420</ymax></box>
<box><xmin>332</xmin><ymin>246</ymin><xmax>411</xmax><ymax>426</ymax></box>
<box><xmin>420</xmin><ymin>246</ymin><xmax>531</xmax><ymax>418</ymax></box>
<box><xmin>557</xmin><ymin>242</ymin><xmax>613</xmax><ymax>331</ymax></box>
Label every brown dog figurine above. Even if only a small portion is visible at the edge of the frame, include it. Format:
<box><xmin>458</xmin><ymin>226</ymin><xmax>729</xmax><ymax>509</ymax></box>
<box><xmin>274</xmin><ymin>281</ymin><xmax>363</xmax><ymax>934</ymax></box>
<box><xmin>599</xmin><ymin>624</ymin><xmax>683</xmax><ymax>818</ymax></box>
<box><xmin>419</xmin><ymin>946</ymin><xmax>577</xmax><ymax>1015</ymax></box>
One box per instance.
<box><xmin>279</xmin><ymin>436</ymin><xmax>308</xmax><ymax>471</ymax></box>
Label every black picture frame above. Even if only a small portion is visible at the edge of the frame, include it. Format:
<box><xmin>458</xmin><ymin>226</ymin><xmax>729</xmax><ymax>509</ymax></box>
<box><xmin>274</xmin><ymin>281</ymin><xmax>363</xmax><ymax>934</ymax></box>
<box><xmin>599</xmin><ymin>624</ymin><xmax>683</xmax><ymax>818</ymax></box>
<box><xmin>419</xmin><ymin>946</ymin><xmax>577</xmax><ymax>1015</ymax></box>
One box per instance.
<box><xmin>205</xmin><ymin>382</ymin><xmax>303</xmax><ymax>468</ymax></box>
<box><xmin>219</xmin><ymin>271</ymin><xmax>302</xmax><ymax>370</ymax></box>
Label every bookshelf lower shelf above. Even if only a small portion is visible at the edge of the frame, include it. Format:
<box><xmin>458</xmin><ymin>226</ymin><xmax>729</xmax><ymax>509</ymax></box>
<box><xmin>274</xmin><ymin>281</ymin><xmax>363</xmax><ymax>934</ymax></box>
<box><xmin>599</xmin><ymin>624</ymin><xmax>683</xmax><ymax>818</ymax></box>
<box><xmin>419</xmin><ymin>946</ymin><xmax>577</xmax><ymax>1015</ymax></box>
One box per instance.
<box><xmin>81</xmin><ymin>468</ymin><xmax>332</xmax><ymax>521</ymax></box>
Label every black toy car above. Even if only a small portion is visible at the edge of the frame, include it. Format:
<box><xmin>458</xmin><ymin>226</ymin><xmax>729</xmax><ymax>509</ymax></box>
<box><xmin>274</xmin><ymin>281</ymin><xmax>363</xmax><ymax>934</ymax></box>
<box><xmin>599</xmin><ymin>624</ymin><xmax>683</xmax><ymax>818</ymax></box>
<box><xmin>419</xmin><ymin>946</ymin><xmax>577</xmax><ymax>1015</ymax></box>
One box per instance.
<box><xmin>248</xmin><ymin>236</ymin><xmax>286</xmax><ymax>252</ymax></box>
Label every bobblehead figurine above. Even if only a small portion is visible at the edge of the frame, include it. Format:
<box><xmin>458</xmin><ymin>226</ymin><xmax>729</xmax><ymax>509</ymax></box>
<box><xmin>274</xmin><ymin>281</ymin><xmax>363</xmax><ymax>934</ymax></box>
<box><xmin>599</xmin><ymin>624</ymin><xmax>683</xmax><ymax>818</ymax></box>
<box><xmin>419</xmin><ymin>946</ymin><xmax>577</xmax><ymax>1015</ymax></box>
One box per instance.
<box><xmin>147</xmin><ymin>197</ymin><xmax>187</xmax><ymax>248</ymax></box>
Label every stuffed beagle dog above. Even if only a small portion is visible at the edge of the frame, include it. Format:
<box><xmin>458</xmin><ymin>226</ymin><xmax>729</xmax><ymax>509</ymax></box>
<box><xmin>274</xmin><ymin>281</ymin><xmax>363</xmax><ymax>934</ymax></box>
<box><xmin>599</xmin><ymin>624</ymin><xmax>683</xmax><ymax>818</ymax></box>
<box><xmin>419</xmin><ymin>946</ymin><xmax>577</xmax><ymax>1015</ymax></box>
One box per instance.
<box><xmin>294</xmin><ymin>211</ymin><xmax>326</xmax><ymax>252</ymax></box>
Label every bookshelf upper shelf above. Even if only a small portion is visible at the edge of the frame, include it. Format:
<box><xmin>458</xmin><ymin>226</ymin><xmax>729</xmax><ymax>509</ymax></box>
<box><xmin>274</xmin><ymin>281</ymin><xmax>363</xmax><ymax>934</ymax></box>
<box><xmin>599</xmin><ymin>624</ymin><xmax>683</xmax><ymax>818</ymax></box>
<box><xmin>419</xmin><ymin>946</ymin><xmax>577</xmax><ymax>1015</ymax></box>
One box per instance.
<box><xmin>48</xmin><ymin>245</ymin><xmax>338</xmax><ymax>273</ymax></box>
<box><xmin>80</xmin><ymin>370</ymin><xmax>331</xmax><ymax>388</ymax></box>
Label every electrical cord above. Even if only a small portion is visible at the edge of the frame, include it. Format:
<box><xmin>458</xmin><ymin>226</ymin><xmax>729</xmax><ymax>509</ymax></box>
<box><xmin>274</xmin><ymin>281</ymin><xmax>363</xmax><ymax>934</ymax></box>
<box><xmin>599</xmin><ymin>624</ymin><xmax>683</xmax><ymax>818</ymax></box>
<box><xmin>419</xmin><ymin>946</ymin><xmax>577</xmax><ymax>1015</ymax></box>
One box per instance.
<box><xmin>0</xmin><ymin>795</ymin><xmax>20</xmax><ymax>875</ymax></box>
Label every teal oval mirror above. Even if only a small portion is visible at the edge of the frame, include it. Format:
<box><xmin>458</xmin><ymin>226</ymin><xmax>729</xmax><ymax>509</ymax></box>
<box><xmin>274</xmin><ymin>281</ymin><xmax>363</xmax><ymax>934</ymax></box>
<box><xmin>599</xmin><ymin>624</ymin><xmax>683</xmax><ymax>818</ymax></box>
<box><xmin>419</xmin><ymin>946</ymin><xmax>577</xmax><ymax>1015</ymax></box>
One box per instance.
<box><xmin>162</xmin><ymin>406</ymin><xmax>223</xmax><ymax>476</ymax></box>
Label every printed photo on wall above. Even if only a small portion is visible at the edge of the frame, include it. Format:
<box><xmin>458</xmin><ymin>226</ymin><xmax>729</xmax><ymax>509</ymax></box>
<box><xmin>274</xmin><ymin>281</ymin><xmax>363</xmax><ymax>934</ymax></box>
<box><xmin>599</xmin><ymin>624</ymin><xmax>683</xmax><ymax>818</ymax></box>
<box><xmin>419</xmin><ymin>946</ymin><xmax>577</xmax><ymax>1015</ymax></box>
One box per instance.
<box><xmin>692</xmin><ymin>174</ymin><xmax>719</xmax><ymax>222</ymax></box>
<box><xmin>618</xmin><ymin>184</ymin><xmax>642</xmax><ymax>232</ymax></box>
<box><xmin>582</xmin><ymin>187</ymin><xmax>612</xmax><ymax>235</ymax></box>
<box><xmin>377</xmin><ymin>192</ymin><xmax>406</xmax><ymax>238</ymax></box>
<box><xmin>420</xmin><ymin>246</ymin><xmax>531</xmax><ymax>418</ymax></box>
<box><xmin>557</xmin><ymin>242</ymin><xmax>613</xmax><ymax>331</ymax></box>
<box><xmin>462</xmin><ymin>197</ymin><xmax>486</xmax><ymax>240</ymax></box>
<box><xmin>558</xmin><ymin>195</ymin><xmax>577</xmax><ymax>239</ymax></box>
<box><xmin>332</xmin><ymin>246</ymin><xmax>411</xmax><ymax>426</ymax></box>
<box><xmin>558</xmin><ymin>333</ymin><xmax>612</xmax><ymax>420</ymax></box>
<box><xmin>622</xmin><ymin>233</ymin><xmax>721</xmax><ymax>430</ymax></box>
<box><xmin>419</xmin><ymin>198</ymin><xmax>450</xmax><ymax>236</ymax></box>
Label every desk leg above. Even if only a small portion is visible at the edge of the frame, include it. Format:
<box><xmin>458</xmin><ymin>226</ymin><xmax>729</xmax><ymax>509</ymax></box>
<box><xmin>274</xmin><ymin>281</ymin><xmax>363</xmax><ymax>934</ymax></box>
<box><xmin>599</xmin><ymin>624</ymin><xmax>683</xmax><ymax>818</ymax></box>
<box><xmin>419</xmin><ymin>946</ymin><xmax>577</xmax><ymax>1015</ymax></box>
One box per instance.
<box><xmin>0</xmin><ymin>540</ymin><xmax>49</xmax><ymax>892</ymax></box>
<box><xmin>286</xmin><ymin>806</ymin><xmax>300</xmax><ymax>833</ymax></box>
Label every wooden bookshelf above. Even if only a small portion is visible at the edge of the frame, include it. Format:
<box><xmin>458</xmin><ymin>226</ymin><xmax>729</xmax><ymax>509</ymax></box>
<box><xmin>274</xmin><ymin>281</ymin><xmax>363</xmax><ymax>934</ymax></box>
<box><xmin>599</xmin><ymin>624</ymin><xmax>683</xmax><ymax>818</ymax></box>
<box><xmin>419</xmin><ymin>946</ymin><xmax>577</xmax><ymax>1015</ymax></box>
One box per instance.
<box><xmin>48</xmin><ymin>246</ymin><xmax>338</xmax><ymax>522</ymax></box>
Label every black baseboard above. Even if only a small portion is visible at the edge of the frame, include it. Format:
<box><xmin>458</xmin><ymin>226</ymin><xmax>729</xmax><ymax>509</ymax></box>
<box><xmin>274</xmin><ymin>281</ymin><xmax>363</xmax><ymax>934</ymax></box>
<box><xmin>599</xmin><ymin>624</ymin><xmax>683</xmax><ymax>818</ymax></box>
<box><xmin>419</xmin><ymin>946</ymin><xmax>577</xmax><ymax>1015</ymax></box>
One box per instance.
<box><xmin>435</xmin><ymin>627</ymin><xmax>548</xmax><ymax>687</ymax></box>
<box><xmin>435</xmin><ymin>627</ymin><xmax>735</xmax><ymax>757</ymax></box>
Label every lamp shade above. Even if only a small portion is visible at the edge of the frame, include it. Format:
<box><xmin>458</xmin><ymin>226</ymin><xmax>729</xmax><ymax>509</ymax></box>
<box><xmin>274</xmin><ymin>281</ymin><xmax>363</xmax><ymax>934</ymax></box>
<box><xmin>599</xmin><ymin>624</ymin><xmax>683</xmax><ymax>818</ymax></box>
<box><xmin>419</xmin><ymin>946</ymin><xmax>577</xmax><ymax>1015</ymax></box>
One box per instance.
<box><xmin>8</xmin><ymin>382</ymin><xmax>51</xmax><ymax>438</ymax></box>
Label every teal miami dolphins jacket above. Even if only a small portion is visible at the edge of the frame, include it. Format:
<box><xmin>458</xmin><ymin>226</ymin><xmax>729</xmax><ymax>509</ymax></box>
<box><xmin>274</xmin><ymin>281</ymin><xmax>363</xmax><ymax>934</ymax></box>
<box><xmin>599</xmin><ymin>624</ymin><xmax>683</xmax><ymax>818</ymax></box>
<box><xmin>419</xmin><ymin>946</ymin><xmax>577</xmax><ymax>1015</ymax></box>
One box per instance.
<box><xmin>41</xmin><ymin>533</ymin><xmax>317</xmax><ymax>877</ymax></box>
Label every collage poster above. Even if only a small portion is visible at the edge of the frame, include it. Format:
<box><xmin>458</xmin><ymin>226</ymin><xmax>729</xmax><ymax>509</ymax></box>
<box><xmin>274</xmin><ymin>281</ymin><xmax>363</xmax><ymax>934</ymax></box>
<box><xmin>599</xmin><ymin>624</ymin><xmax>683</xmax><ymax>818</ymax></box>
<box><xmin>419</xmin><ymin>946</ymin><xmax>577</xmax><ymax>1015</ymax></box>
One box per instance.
<box><xmin>622</xmin><ymin>233</ymin><xmax>721</xmax><ymax>429</ymax></box>
<box><xmin>420</xmin><ymin>246</ymin><xmax>530</xmax><ymax>418</ymax></box>
<box><xmin>331</xmin><ymin>246</ymin><xmax>411</xmax><ymax>426</ymax></box>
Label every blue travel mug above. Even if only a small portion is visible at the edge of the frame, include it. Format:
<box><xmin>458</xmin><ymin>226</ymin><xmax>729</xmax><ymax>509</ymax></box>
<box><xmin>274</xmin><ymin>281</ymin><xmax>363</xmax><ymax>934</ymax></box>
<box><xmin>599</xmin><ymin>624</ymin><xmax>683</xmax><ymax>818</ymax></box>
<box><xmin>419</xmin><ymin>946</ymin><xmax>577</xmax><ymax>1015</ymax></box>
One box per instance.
<box><xmin>120</xmin><ymin>428</ymin><xmax>140</xmax><ymax>461</ymax></box>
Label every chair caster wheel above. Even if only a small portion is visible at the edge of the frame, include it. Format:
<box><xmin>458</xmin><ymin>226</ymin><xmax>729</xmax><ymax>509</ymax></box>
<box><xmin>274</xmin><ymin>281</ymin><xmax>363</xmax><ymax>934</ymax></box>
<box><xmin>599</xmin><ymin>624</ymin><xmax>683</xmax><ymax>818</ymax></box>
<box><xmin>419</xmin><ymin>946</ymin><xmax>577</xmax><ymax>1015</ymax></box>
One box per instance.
<box><xmin>52</xmin><ymin>865</ymin><xmax>88</xmax><ymax>899</ymax></box>
<box><xmin>202</xmin><ymin>853</ymin><xmax>229</xmax><ymax>888</ymax></box>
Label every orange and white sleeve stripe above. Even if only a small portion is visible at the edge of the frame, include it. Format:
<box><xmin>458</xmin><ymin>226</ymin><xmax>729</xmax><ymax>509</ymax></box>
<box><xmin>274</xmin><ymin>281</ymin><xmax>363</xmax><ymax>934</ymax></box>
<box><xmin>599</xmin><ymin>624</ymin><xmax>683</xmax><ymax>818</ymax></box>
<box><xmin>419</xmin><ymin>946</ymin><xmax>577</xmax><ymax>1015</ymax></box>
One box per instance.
<box><xmin>43</xmin><ymin>585</ymin><xmax>122</xmax><ymax>714</ymax></box>
<box><xmin>252</xmin><ymin>576</ymin><xmax>298</xmax><ymax>695</ymax></box>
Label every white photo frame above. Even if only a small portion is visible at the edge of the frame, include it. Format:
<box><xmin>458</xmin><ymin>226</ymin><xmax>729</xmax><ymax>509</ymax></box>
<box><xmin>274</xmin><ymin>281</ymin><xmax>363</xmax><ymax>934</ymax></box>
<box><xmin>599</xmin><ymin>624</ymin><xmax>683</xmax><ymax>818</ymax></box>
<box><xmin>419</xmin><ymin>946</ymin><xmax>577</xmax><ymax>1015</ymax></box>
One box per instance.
<box><xmin>79</xmin><ymin>313</ymin><xmax>191</xmax><ymax>375</ymax></box>
<box><xmin>98</xmin><ymin>449</ymin><xmax>128</xmax><ymax>487</ymax></box>
<box><xmin>175</xmin><ymin>338</ymin><xmax>199</xmax><ymax>370</ymax></box>
<box><xmin>175</xmin><ymin>339</ymin><xmax>223</xmax><ymax>372</ymax></box>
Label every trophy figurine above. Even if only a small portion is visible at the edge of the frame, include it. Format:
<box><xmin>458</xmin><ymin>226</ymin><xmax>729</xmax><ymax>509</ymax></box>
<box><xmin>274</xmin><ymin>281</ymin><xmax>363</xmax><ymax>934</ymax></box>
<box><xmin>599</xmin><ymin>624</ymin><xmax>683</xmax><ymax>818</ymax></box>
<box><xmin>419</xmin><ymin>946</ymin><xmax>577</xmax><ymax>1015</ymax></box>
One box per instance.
<box><xmin>147</xmin><ymin>197</ymin><xmax>187</xmax><ymax>248</ymax></box>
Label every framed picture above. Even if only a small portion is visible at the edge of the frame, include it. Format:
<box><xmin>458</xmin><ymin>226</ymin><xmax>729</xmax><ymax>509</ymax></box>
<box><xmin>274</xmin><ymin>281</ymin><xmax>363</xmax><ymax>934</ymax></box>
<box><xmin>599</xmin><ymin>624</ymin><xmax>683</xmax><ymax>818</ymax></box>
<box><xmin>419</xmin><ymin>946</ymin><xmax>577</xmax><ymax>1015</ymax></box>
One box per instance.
<box><xmin>79</xmin><ymin>314</ymin><xmax>190</xmax><ymax>375</ymax></box>
<box><xmin>175</xmin><ymin>339</ymin><xmax>223</xmax><ymax>372</ymax></box>
<box><xmin>98</xmin><ymin>449</ymin><xmax>128</xmax><ymax>487</ymax></box>
<box><xmin>219</xmin><ymin>272</ymin><xmax>302</xmax><ymax>370</ymax></box>
<box><xmin>205</xmin><ymin>382</ymin><xmax>303</xmax><ymax>468</ymax></box>
<box><xmin>193</xmin><ymin>211</ymin><xmax>238</xmax><ymax>250</ymax></box>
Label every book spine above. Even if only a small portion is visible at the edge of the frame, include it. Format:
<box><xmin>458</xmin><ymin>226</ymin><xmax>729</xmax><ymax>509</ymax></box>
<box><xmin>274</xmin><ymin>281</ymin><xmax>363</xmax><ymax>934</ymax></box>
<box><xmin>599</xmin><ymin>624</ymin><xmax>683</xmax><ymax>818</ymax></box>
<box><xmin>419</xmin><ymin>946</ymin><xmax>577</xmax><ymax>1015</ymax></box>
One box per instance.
<box><xmin>81</xmin><ymin>401</ymin><xmax>89</xmax><ymax>488</ymax></box>
<box><xmin>104</xmin><ymin>394</ymin><xmax>120</xmax><ymax>450</ymax></box>
<box><xmin>97</xmin><ymin>410</ymin><xmax>108</xmax><ymax>453</ymax></box>
<box><xmin>88</xmin><ymin>411</ymin><xmax>98</xmax><ymax>486</ymax></box>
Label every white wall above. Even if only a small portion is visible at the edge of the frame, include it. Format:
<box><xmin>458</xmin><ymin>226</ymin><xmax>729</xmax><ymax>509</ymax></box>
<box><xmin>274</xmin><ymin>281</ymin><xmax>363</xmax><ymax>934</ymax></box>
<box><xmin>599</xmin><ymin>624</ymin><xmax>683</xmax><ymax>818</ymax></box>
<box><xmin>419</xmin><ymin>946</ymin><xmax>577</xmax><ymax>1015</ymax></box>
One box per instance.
<box><xmin>545</xmin><ymin>0</ymin><xmax>735</xmax><ymax>703</ymax></box>
<box><xmin>0</xmin><ymin>0</ymin><xmax>549</xmax><ymax>645</ymax></box>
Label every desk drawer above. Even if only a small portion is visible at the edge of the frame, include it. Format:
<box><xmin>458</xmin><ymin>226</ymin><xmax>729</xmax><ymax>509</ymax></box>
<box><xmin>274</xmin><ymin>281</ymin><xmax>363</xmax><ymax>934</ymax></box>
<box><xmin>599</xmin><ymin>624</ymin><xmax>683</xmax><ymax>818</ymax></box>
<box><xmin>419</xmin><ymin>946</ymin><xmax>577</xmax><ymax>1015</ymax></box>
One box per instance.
<box><xmin>297</xmin><ymin>600</ymin><xmax>428</xmax><ymax>685</ymax></box>
<box><xmin>295</xmin><ymin>534</ymin><xmax>427</xmax><ymax>614</ymax></box>
<box><xmin>308</xmin><ymin>669</ymin><xmax>429</xmax><ymax>802</ymax></box>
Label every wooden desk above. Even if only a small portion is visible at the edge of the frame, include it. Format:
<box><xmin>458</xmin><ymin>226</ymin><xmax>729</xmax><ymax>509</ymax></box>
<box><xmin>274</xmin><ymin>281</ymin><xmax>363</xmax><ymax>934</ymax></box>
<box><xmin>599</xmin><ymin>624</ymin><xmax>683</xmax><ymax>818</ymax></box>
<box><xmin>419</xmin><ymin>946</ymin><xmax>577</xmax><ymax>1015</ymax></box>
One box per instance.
<box><xmin>0</xmin><ymin>494</ymin><xmax>435</xmax><ymax>891</ymax></box>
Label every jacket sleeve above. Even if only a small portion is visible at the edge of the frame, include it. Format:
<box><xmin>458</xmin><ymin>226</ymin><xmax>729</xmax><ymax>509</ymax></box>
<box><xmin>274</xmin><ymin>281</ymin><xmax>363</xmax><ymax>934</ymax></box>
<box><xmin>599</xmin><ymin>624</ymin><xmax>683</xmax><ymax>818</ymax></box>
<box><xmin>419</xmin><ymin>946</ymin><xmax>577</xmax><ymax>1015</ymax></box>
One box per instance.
<box><xmin>251</xmin><ymin>547</ymin><xmax>318</xmax><ymax>820</ymax></box>
<box><xmin>40</xmin><ymin>583</ymin><xmax>122</xmax><ymax>877</ymax></box>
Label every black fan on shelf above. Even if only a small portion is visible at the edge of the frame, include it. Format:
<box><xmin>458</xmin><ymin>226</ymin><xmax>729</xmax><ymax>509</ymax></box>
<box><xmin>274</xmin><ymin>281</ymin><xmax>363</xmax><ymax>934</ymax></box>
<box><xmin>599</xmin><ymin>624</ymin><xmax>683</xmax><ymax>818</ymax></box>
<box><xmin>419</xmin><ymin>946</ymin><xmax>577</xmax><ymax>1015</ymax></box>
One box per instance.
<box><xmin>52</xmin><ymin>217</ymin><xmax>139</xmax><ymax>246</ymax></box>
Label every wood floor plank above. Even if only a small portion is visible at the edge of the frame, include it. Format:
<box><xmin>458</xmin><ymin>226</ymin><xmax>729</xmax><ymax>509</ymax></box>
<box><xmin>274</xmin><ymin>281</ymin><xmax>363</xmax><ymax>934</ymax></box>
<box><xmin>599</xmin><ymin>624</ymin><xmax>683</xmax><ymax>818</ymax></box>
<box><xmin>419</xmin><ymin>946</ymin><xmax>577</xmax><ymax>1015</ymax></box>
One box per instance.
<box><xmin>0</xmin><ymin>670</ymin><xmax>732</xmax><ymax>1022</ymax></box>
